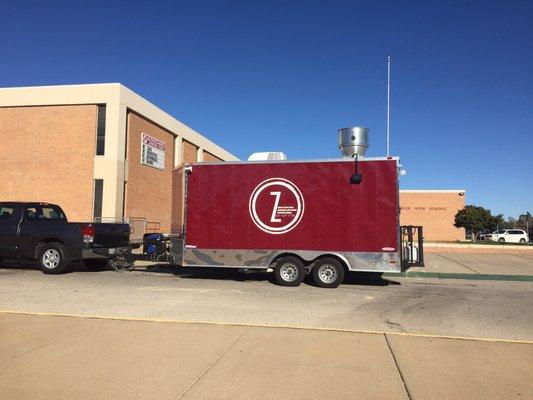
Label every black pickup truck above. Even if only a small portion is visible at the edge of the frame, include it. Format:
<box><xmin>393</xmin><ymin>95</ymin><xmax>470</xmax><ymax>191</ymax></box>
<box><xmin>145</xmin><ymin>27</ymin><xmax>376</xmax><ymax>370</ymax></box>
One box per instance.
<box><xmin>0</xmin><ymin>202</ymin><xmax>130</xmax><ymax>274</ymax></box>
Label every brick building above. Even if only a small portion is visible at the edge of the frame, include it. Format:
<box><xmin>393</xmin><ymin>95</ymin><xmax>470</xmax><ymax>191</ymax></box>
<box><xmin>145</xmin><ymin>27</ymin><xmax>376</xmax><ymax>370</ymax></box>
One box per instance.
<box><xmin>399</xmin><ymin>190</ymin><xmax>466</xmax><ymax>241</ymax></box>
<box><xmin>0</xmin><ymin>83</ymin><xmax>237</xmax><ymax>233</ymax></box>
<box><xmin>0</xmin><ymin>84</ymin><xmax>466</xmax><ymax>241</ymax></box>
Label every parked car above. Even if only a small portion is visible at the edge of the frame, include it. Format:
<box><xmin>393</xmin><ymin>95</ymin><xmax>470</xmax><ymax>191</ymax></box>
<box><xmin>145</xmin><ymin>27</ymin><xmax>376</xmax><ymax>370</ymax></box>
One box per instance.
<box><xmin>490</xmin><ymin>229</ymin><xmax>529</xmax><ymax>244</ymax></box>
<box><xmin>0</xmin><ymin>202</ymin><xmax>131</xmax><ymax>274</ymax></box>
<box><xmin>476</xmin><ymin>230</ymin><xmax>492</xmax><ymax>241</ymax></box>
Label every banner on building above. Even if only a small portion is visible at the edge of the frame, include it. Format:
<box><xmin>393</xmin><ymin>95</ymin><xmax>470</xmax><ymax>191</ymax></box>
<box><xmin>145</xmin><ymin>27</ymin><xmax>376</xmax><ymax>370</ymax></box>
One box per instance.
<box><xmin>141</xmin><ymin>133</ymin><xmax>165</xmax><ymax>170</ymax></box>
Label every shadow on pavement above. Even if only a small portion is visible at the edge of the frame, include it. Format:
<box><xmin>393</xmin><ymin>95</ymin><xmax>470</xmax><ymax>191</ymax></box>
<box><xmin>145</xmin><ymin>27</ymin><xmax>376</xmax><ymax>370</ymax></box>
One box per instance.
<box><xmin>140</xmin><ymin>263</ymin><xmax>399</xmax><ymax>287</ymax></box>
<box><xmin>0</xmin><ymin>260</ymin><xmax>92</xmax><ymax>274</ymax></box>
<box><xmin>0</xmin><ymin>259</ymin><xmax>400</xmax><ymax>287</ymax></box>
<box><xmin>0</xmin><ymin>260</ymin><xmax>108</xmax><ymax>273</ymax></box>
<box><xmin>345</xmin><ymin>272</ymin><xmax>400</xmax><ymax>286</ymax></box>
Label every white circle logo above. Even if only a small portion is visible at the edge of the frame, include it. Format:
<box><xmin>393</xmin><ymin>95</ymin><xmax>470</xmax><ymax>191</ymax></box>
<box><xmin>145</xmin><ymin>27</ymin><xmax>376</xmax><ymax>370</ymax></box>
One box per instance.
<box><xmin>249</xmin><ymin>178</ymin><xmax>305</xmax><ymax>235</ymax></box>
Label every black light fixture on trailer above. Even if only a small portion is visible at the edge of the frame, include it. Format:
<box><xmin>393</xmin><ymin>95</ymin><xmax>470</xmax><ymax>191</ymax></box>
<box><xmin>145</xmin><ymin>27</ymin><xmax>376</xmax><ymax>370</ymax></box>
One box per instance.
<box><xmin>350</xmin><ymin>154</ymin><xmax>362</xmax><ymax>185</ymax></box>
<box><xmin>338</xmin><ymin>126</ymin><xmax>369</xmax><ymax>185</ymax></box>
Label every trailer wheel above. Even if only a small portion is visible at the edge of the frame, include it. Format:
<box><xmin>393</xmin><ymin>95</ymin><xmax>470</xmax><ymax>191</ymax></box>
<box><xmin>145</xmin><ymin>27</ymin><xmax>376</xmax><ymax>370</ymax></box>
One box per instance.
<box><xmin>312</xmin><ymin>257</ymin><xmax>345</xmax><ymax>288</ymax></box>
<box><xmin>38</xmin><ymin>242</ymin><xmax>69</xmax><ymax>274</ymax></box>
<box><xmin>273</xmin><ymin>256</ymin><xmax>305</xmax><ymax>287</ymax></box>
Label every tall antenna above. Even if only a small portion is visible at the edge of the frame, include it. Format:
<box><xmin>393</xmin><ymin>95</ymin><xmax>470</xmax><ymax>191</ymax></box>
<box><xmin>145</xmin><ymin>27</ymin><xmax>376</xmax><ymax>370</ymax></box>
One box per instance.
<box><xmin>386</xmin><ymin>55</ymin><xmax>391</xmax><ymax>157</ymax></box>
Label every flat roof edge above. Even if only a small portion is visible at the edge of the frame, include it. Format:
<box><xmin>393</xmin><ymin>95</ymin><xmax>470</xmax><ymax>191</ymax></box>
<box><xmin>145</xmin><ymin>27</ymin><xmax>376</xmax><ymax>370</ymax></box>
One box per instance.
<box><xmin>400</xmin><ymin>190</ymin><xmax>466</xmax><ymax>193</ymax></box>
<box><xmin>0</xmin><ymin>83</ymin><xmax>120</xmax><ymax>91</ymax></box>
<box><xmin>0</xmin><ymin>83</ymin><xmax>238</xmax><ymax>161</ymax></box>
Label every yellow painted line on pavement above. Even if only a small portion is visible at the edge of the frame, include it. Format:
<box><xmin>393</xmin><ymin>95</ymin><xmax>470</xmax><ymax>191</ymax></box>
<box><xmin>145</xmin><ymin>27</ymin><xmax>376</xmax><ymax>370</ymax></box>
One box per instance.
<box><xmin>1</xmin><ymin>309</ymin><xmax>532</xmax><ymax>345</ymax></box>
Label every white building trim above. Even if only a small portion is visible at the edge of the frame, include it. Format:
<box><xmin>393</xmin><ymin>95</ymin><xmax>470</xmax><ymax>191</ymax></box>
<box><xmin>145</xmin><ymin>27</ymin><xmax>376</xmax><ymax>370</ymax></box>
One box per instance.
<box><xmin>0</xmin><ymin>83</ymin><xmax>238</xmax><ymax>218</ymax></box>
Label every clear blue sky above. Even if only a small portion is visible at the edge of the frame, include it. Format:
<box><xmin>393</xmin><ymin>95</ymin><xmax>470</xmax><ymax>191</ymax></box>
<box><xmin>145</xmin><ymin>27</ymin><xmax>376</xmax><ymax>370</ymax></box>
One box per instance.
<box><xmin>1</xmin><ymin>1</ymin><xmax>532</xmax><ymax>218</ymax></box>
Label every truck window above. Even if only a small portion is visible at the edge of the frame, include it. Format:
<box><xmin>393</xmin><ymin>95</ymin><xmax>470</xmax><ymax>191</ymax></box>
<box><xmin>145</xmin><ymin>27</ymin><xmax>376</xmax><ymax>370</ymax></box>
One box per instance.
<box><xmin>42</xmin><ymin>206</ymin><xmax>65</xmax><ymax>220</ymax></box>
<box><xmin>25</xmin><ymin>207</ymin><xmax>38</xmax><ymax>220</ymax></box>
<box><xmin>0</xmin><ymin>205</ymin><xmax>14</xmax><ymax>219</ymax></box>
<box><xmin>24</xmin><ymin>206</ymin><xmax>66</xmax><ymax>221</ymax></box>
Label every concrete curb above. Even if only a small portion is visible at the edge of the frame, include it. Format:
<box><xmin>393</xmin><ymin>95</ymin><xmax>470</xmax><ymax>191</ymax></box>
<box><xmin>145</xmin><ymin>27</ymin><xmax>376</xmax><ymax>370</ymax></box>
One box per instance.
<box><xmin>384</xmin><ymin>271</ymin><xmax>533</xmax><ymax>282</ymax></box>
<box><xmin>2</xmin><ymin>310</ymin><xmax>532</xmax><ymax>344</ymax></box>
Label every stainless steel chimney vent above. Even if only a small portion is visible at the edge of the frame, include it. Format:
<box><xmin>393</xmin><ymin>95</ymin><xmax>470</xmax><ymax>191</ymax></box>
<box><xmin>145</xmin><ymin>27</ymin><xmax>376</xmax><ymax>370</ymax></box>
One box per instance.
<box><xmin>338</xmin><ymin>127</ymin><xmax>369</xmax><ymax>158</ymax></box>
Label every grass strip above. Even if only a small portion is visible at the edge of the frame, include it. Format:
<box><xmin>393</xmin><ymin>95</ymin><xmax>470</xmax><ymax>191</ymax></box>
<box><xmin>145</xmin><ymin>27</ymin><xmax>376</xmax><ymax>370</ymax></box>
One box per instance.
<box><xmin>383</xmin><ymin>271</ymin><xmax>533</xmax><ymax>282</ymax></box>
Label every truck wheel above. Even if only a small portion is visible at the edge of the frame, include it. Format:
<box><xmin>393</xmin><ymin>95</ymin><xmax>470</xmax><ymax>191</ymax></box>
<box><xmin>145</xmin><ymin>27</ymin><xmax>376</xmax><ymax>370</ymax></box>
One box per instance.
<box><xmin>83</xmin><ymin>259</ymin><xmax>109</xmax><ymax>270</ymax></box>
<box><xmin>273</xmin><ymin>256</ymin><xmax>305</xmax><ymax>287</ymax></box>
<box><xmin>312</xmin><ymin>257</ymin><xmax>345</xmax><ymax>288</ymax></box>
<box><xmin>38</xmin><ymin>243</ymin><xmax>69</xmax><ymax>274</ymax></box>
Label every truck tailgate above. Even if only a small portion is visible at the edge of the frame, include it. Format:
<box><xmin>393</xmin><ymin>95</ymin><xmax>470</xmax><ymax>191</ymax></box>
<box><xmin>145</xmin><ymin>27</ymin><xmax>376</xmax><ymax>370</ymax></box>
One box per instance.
<box><xmin>93</xmin><ymin>223</ymin><xmax>130</xmax><ymax>247</ymax></box>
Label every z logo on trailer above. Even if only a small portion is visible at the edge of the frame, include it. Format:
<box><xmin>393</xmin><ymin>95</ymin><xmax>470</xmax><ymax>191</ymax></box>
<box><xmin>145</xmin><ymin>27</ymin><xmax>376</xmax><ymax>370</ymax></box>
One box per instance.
<box><xmin>248</xmin><ymin>178</ymin><xmax>305</xmax><ymax>235</ymax></box>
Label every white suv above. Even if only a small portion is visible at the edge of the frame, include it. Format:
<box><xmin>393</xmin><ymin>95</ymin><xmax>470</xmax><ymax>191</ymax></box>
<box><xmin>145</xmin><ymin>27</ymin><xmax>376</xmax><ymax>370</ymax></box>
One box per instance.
<box><xmin>490</xmin><ymin>229</ymin><xmax>529</xmax><ymax>244</ymax></box>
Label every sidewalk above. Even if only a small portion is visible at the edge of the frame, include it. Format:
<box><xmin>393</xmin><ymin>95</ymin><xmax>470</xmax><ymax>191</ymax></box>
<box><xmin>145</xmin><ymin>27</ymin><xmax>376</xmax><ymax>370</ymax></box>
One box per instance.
<box><xmin>425</xmin><ymin>242</ymin><xmax>533</xmax><ymax>253</ymax></box>
<box><xmin>1</xmin><ymin>313</ymin><xmax>531</xmax><ymax>400</ymax></box>
<box><xmin>393</xmin><ymin>252</ymin><xmax>533</xmax><ymax>281</ymax></box>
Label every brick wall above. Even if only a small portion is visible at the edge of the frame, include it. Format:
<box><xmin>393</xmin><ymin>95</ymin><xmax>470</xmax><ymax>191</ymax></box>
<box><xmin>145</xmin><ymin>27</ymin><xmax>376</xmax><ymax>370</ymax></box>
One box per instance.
<box><xmin>0</xmin><ymin>105</ymin><xmax>96</xmax><ymax>222</ymax></box>
<box><xmin>182</xmin><ymin>140</ymin><xmax>198</xmax><ymax>164</ymax></box>
<box><xmin>170</xmin><ymin>140</ymin><xmax>199</xmax><ymax>233</ymax></box>
<box><xmin>125</xmin><ymin>112</ymin><xmax>175</xmax><ymax>232</ymax></box>
<box><xmin>203</xmin><ymin>151</ymin><xmax>222</xmax><ymax>162</ymax></box>
<box><xmin>400</xmin><ymin>192</ymin><xmax>465</xmax><ymax>241</ymax></box>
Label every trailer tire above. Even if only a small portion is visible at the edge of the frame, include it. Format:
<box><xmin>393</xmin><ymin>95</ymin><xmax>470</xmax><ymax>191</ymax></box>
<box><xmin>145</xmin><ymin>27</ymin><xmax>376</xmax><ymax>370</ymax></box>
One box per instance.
<box><xmin>38</xmin><ymin>242</ymin><xmax>69</xmax><ymax>274</ymax></box>
<box><xmin>312</xmin><ymin>257</ymin><xmax>345</xmax><ymax>288</ymax></box>
<box><xmin>273</xmin><ymin>256</ymin><xmax>305</xmax><ymax>287</ymax></box>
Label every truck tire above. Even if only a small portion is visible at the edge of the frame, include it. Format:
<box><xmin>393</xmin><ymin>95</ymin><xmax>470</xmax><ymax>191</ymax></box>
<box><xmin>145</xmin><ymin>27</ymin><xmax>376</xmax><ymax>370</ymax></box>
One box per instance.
<box><xmin>273</xmin><ymin>256</ymin><xmax>305</xmax><ymax>287</ymax></box>
<box><xmin>38</xmin><ymin>242</ymin><xmax>69</xmax><ymax>274</ymax></box>
<box><xmin>312</xmin><ymin>257</ymin><xmax>345</xmax><ymax>288</ymax></box>
<box><xmin>83</xmin><ymin>259</ymin><xmax>109</xmax><ymax>270</ymax></box>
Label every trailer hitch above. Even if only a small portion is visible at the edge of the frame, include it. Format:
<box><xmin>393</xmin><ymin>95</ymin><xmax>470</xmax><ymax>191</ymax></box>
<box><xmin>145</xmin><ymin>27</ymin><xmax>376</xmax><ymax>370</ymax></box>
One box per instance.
<box><xmin>350</xmin><ymin>154</ymin><xmax>362</xmax><ymax>185</ymax></box>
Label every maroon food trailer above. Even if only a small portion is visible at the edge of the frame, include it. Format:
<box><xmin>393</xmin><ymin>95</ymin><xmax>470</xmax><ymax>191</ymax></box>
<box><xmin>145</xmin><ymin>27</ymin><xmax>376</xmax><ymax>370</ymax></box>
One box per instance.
<box><xmin>169</xmin><ymin>127</ymin><xmax>412</xmax><ymax>288</ymax></box>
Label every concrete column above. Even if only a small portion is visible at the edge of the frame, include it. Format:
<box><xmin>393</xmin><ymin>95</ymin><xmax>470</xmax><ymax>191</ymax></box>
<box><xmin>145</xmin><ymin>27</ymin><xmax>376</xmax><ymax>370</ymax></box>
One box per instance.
<box><xmin>93</xmin><ymin>97</ymin><xmax>127</xmax><ymax>220</ymax></box>
<box><xmin>174</xmin><ymin>135</ymin><xmax>182</xmax><ymax>167</ymax></box>
<box><xmin>197</xmin><ymin>147</ymin><xmax>204</xmax><ymax>162</ymax></box>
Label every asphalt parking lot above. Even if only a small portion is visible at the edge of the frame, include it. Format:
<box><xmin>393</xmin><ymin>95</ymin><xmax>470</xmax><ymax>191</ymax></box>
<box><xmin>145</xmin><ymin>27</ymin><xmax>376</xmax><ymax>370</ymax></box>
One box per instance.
<box><xmin>1</xmin><ymin>253</ymin><xmax>532</xmax><ymax>399</ymax></box>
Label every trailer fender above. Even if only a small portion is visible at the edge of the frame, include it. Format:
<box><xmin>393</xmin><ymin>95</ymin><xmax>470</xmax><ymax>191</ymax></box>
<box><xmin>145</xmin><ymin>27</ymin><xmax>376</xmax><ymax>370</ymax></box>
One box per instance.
<box><xmin>267</xmin><ymin>252</ymin><xmax>349</xmax><ymax>273</ymax></box>
<box><xmin>311</xmin><ymin>253</ymin><xmax>350</xmax><ymax>272</ymax></box>
<box><xmin>268</xmin><ymin>252</ymin><xmax>307</xmax><ymax>267</ymax></box>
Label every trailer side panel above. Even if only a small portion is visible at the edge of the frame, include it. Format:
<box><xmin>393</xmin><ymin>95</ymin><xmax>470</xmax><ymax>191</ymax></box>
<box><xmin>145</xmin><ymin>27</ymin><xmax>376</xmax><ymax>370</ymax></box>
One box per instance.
<box><xmin>185</xmin><ymin>160</ymin><xmax>399</xmax><ymax>255</ymax></box>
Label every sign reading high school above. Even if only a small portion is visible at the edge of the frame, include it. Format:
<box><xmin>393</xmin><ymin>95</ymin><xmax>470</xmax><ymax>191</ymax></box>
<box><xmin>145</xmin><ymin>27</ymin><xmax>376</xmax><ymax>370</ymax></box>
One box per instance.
<box><xmin>399</xmin><ymin>190</ymin><xmax>466</xmax><ymax>241</ymax></box>
<box><xmin>141</xmin><ymin>133</ymin><xmax>165</xmax><ymax>170</ymax></box>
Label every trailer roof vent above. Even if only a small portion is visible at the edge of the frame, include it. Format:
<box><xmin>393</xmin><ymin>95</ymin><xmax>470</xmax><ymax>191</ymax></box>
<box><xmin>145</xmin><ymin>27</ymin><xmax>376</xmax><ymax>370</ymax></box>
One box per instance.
<box><xmin>247</xmin><ymin>152</ymin><xmax>288</xmax><ymax>161</ymax></box>
<box><xmin>338</xmin><ymin>127</ymin><xmax>369</xmax><ymax>158</ymax></box>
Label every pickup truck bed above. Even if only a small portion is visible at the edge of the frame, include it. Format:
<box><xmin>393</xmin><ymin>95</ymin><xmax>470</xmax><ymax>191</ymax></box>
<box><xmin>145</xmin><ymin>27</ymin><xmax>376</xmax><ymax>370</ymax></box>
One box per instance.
<box><xmin>0</xmin><ymin>202</ymin><xmax>130</xmax><ymax>274</ymax></box>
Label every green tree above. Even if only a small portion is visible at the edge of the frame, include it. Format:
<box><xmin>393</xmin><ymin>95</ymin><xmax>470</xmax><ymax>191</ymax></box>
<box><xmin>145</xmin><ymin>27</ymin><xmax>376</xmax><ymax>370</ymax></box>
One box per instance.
<box><xmin>517</xmin><ymin>212</ymin><xmax>532</xmax><ymax>238</ymax></box>
<box><xmin>500</xmin><ymin>217</ymin><xmax>516</xmax><ymax>229</ymax></box>
<box><xmin>454</xmin><ymin>205</ymin><xmax>501</xmax><ymax>241</ymax></box>
<box><xmin>517</xmin><ymin>212</ymin><xmax>532</xmax><ymax>229</ymax></box>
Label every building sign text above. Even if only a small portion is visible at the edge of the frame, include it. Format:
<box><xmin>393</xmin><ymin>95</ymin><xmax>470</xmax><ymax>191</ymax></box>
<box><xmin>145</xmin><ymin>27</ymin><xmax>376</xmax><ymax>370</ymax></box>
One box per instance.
<box><xmin>141</xmin><ymin>133</ymin><xmax>165</xmax><ymax>170</ymax></box>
